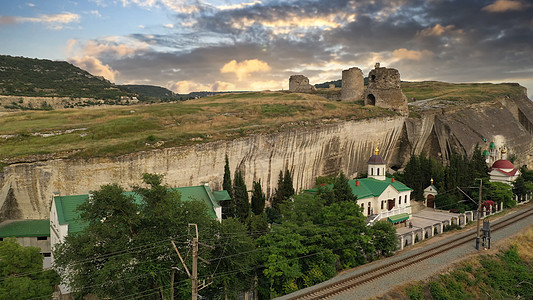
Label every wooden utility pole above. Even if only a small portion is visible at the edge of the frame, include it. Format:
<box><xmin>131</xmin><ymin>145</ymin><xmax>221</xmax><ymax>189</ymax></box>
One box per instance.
<box><xmin>172</xmin><ymin>224</ymin><xmax>212</xmax><ymax>300</ymax></box>
<box><xmin>191</xmin><ymin>224</ymin><xmax>199</xmax><ymax>300</ymax></box>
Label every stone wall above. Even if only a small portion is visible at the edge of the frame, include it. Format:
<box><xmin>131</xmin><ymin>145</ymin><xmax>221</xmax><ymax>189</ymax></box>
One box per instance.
<box><xmin>289</xmin><ymin>75</ymin><xmax>317</xmax><ymax>92</ymax></box>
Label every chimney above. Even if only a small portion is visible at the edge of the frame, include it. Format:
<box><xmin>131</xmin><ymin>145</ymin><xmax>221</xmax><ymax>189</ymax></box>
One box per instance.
<box><xmin>392</xmin><ymin>178</ymin><xmax>395</xmax><ymax>183</ymax></box>
<box><xmin>356</xmin><ymin>180</ymin><xmax>360</xmax><ymax>186</ymax></box>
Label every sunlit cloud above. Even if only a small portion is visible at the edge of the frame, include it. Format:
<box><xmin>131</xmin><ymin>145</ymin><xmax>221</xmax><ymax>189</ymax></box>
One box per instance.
<box><xmin>418</xmin><ymin>24</ymin><xmax>457</xmax><ymax>37</ymax></box>
<box><xmin>216</xmin><ymin>1</ymin><xmax>262</xmax><ymax>11</ymax></box>
<box><xmin>169</xmin><ymin>80</ymin><xmax>211</xmax><ymax>94</ymax></box>
<box><xmin>67</xmin><ymin>37</ymin><xmax>150</xmax><ymax>58</ymax></box>
<box><xmin>12</xmin><ymin>12</ymin><xmax>80</xmax><ymax>30</ymax></box>
<box><xmin>392</xmin><ymin>48</ymin><xmax>433</xmax><ymax>61</ymax></box>
<box><xmin>163</xmin><ymin>23</ymin><xmax>174</xmax><ymax>28</ymax></box>
<box><xmin>483</xmin><ymin>0</ymin><xmax>527</xmax><ymax>12</ymax></box>
<box><xmin>220</xmin><ymin>59</ymin><xmax>271</xmax><ymax>81</ymax></box>
<box><xmin>68</xmin><ymin>56</ymin><xmax>119</xmax><ymax>82</ymax></box>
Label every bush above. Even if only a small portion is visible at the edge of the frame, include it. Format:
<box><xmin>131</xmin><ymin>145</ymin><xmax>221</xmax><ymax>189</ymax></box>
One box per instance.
<box><xmin>405</xmin><ymin>284</ymin><xmax>424</xmax><ymax>300</ymax></box>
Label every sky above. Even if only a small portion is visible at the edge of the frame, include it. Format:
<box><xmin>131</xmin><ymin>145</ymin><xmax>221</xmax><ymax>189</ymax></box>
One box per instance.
<box><xmin>1</xmin><ymin>0</ymin><xmax>532</xmax><ymax>97</ymax></box>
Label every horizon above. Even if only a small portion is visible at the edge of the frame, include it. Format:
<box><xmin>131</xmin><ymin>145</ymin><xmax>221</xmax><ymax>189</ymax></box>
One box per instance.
<box><xmin>1</xmin><ymin>0</ymin><xmax>532</xmax><ymax>99</ymax></box>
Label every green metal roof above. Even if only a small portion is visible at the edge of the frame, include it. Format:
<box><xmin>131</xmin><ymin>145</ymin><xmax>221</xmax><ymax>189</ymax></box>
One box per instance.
<box><xmin>213</xmin><ymin>190</ymin><xmax>231</xmax><ymax>201</ymax></box>
<box><xmin>0</xmin><ymin>219</ymin><xmax>50</xmax><ymax>237</ymax></box>
<box><xmin>54</xmin><ymin>185</ymin><xmax>225</xmax><ymax>234</ymax></box>
<box><xmin>482</xmin><ymin>150</ymin><xmax>490</xmax><ymax>156</ymax></box>
<box><xmin>489</xmin><ymin>141</ymin><xmax>496</xmax><ymax>149</ymax></box>
<box><xmin>305</xmin><ymin>177</ymin><xmax>412</xmax><ymax>200</ymax></box>
<box><xmin>54</xmin><ymin>194</ymin><xmax>89</xmax><ymax>234</ymax></box>
<box><xmin>388</xmin><ymin>213</ymin><xmax>409</xmax><ymax>223</ymax></box>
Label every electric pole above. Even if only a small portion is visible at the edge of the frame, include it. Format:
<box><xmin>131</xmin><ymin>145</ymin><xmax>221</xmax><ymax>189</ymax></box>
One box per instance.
<box><xmin>171</xmin><ymin>224</ymin><xmax>213</xmax><ymax>300</ymax></box>
<box><xmin>476</xmin><ymin>179</ymin><xmax>483</xmax><ymax>250</ymax></box>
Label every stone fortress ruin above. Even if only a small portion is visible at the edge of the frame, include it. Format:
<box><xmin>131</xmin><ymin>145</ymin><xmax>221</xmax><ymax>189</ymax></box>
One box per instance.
<box><xmin>288</xmin><ymin>63</ymin><xmax>409</xmax><ymax>115</ymax></box>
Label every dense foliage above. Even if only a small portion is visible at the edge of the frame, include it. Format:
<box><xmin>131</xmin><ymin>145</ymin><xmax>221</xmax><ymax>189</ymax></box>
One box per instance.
<box><xmin>53</xmin><ymin>174</ymin><xmax>256</xmax><ymax>299</ymax></box>
<box><xmin>0</xmin><ymin>238</ymin><xmax>60</xmax><ymax>298</ymax></box>
<box><xmin>0</xmin><ymin>55</ymin><xmax>133</xmax><ymax>99</ymax></box>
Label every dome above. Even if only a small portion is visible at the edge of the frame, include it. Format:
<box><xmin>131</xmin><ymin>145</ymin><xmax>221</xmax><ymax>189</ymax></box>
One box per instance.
<box><xmin>492</xmin><ymin>159</ymin><xmax>514</xmax><ymax>169</ymax></box>
<box><xmin>482</xmin><ymin>150</ymin><xmax>490</xmax><ymax>156</ymax></box>
<box><xmin>368</xmin><ymin>154</ymin><xmax>386</xmax><ymax>164</ymax></box>
<box><xmin>489</xmin><ymin>141</ymin><xmax>497</xmax><ymax>149</ymax></box>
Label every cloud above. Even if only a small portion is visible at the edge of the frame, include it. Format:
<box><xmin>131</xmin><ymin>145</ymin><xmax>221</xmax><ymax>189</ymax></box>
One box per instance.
<box><xmin>0</xmin><ymin>16</ymin><xmax>17</xmax><ymax>25</ymax></box>
<box><xmin>163</xmin><ymin>23</ymin><xmax>174</xmax><ymax>28</ymax></box>
<box><xmin>220</xmin><ymin>59</ymin><xmax>271</xmax><ymax>80</ymax></box>
<box><xmin>68</xmin><ymin>38</ymin><xmax>150</xmax><ymax>59</ymax></box>
<box><xmin>482</xmin><ymin>0</ymin><xmax>527</xmax><ymax>12</ymax></box>
<box><xmin>418</xmin><ymin>24</ymin><xmax>457</xmax><ymax>37</ymax></box>
<box><xmin>249</xmin><ymin>80</ymin><xmax>283</xmax><ymax>91</ymax></box>
<box><xmin>13</xmin><ymin>12</ymin><xmax>80</xmax><ymax>29</ymax></box>
<box><xmin>216</xmin><ymin>1</ymin><xmax>262</xmax><ymax>11</ymax></box>
<box><xmin>169</xmin><ymin>80</ymin><xmax>211</xmax><ymax>94</ymax></box>
<box><xmin>392</xmin><ymin>48</ymin><xmax>433</xmax><ymax>61</ymax></box>
<box><xmin>68</xmin><ymin>56</ymin><xmax>119</xmax><ymax>82</ymax></box>
<box><xmin>27</xmin><ymin>3</ymin><xmax>35</xmax><ymax>7</ymax></box>
<box><xmin>211</xmin><ymin>81</ymin><xmax>236</xmax><ymax>91</ymax></box>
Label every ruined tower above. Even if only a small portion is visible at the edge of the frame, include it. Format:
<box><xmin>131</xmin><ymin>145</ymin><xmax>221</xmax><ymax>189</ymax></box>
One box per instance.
<box><xmin>341</xmin><ymin>67</ymin><xmax>364</xmax><ymax>101</ymax></box>
<box><xmin>364</xmin><ymin>64</ymin><xmax>408</xmax><ymax>114</ymax></box>
<box><xmin>289</xmin><ymin>75</ymin><xmax>317</xmax><ymax>92</ymax></box>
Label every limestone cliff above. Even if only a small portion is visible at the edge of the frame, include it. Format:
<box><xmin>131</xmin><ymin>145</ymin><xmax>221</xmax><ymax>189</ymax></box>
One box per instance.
<box><xmin>1</xmin><ymin>94</ymin><xmax>532</xmax><ymax>220</ymax></box>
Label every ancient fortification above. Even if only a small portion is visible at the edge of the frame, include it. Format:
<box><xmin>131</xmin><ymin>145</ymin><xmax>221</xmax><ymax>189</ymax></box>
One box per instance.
<box><xmin>341</xmin><ymin>67</ymin><xmax>364</xmax><ymax>101</ymax></box>
<box><xmin>289</xmin><ymin>63</ymin><xmax>408</xmax><ymax>114</ymax></box>
<box><xmin>364</xmin><ymin>63</ymin><xmax>409</xmax><ymax>114</ymax></box>
<box><xmin>289</xmin><ymin>75</ymin><xmax>316</xmax><ymax>92</ymax></box>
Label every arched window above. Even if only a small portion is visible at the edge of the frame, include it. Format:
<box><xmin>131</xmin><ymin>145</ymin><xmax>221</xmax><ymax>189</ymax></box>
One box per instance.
<box><xmin>399</xmin><ymin>196</ymin><xmax>402</xmax><ymax>205</ymax></box>
<box><xmin>377</xmin><ymin>168</ymin><xmax>380</xmax><ymax>176</ymax></box>
<box><xmin>405</xmin><ymin>195</ymin><xmax>407</xmax><ymax>204</ymax></box>
<box><xmin>381</xmin><ymin>201</ymin><xmax>384</xmax><ymax>209</ymax></box>
<box><xmin>371</xmin><ymin>168</ymin><xmax>374</xmax><ymax>175</ymax></box>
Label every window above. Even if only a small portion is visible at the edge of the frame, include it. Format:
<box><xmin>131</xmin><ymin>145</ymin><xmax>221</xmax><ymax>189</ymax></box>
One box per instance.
<box><xmin>361</xmin><ymin>203</ymin><xmax>364</xmax><ymax>210</ymax></box>
<box><xmin>37</xmin><ymin>236</ymin><xmax>48</xmax><ymax>241</ymax></box>
<box><xmin>42</xmin><ymin>253</ymin><xmax>51</xmax><ymax>257</ymax></box>
<box><xmin>405</xmin><ymin>195</ymin><xmax>407</xmax><ymax>203</ymax></box>
<box><xmin>371</xmin><ymin>168</ymin><xmax>374</xmax><ymax>175</ymax></box>
<box><xmin>381</xmin><ymin>201</ymin><xmax>384</xmax><ymax>209</ymax></box>
<box><xmin>399</xmin><ymin>196</ymin><xmax>401</xmax><ymax>205</ymax></box>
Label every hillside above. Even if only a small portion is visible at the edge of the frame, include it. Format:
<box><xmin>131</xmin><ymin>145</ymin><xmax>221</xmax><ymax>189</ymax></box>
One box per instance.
<box><xmin>0</xmin><ymin>55</ymin><xmax>133</xmax><ymax>99</ymax></box>
<box><xmin>119</xmin><ymin>84</ymin><xmax>179</xmax><ymax>101</ymax></box>
<box><xmin>0</xmin><ymin>82</ymin><xmax>528</xmax><ymax>164</ymax></box>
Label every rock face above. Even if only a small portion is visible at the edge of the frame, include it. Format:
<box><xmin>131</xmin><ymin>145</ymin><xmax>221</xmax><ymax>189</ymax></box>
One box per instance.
<box><xmin>341</xmin><ymin>67</ymin><xmax>364</xmax><ymax>101</ymax></box>
<box><xmin>289</xmin><ymin>75</ymin><xmax>317</xmax><ymax>92</ymax></box>
<box><xmin>365</xmin><ymin>66</ymin><xmax>408</xmax><ymax>114</ymax></box>
<box><xmin>1</xmin><ymin>94</ymin><xmax>533</xmax><ymax>221</ymax></box>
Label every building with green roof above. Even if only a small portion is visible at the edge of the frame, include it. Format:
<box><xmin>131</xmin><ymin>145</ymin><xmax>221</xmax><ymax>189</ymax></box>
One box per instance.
<box><xmin>50</xmin><ymin>184</ymin><xmax>228</xmax><ymax>256</ymax></box>
<box><xmin>307</xmin><ymin>148</ymin><xmax>413</xmax><ymax>226</ymax></box>
<box><xmin>0</xmin><ymin>219</ymin><xmax>52</xmax><ymax>267</ymax></box>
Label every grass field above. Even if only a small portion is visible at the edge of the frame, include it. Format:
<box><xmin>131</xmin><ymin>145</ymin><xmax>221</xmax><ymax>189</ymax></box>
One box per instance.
<box><xmin>0</xmin><ymin>82</ymin><xmax>524</xmax><ymax>162</ymax></box>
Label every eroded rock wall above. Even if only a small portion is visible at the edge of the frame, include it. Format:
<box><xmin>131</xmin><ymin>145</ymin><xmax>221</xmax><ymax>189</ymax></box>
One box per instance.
<box><xmin>1</xmin><ymin>95</ymin><xmax>533</xmax><ymax>220</ymax></box>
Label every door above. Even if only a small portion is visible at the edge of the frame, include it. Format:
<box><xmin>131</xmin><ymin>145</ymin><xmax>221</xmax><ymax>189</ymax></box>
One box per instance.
<box><xmin>427</xmin><ymin>195</ymin><xmax>435</xmax><ymax>208</ymax></box>
<box><xmin>388</xmin><ymin>199</ymin><xmax>395</xmax><ymax>210</ymax></box>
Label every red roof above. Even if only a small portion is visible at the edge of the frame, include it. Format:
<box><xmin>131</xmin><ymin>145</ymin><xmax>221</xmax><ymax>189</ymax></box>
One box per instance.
<box><xmin>491</xmin><ymin>167</ymin><xmax>519</xmax><ymax>177</ymax></box>
<box><xmin>491</xmin><ymin>159</ymin><xmax>515</xmax><ymax>169</ymax></box>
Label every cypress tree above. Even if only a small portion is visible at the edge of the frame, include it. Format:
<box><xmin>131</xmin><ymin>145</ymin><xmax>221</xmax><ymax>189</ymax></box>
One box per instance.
<box><xmin>282</xmin><ymin>169</ymin><xmax>295</xmax><ymax>199</ymax></box>
<box><xmin>333</xmin><ymin>171</ymin><xmax>354</xmax><ymax>203</ymax></box>
<box><xmin>271</xmin><ymin>171</ymin><xmax>284</xmax><ymax>211</ymax></box>
<box><xmin>251</xmin><ymin>180</ymin><xmax>266</xmax><ymax>215</ymax></box>
<box><xmin>233</xmin><ymin>170</ymin><xmax>249</xmax><ymax>221</ymax></box>
<box><xmin>223</xmin><ymin>155</ymin><xmax>233</xmax><ymax>197</ymax></box>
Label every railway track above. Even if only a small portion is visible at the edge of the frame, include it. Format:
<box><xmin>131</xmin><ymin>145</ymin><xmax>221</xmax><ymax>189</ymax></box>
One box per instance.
<box><xmin>287</xmin><ymin>205</ymin><xmax>533</xmax><ymax>300</ymax></box>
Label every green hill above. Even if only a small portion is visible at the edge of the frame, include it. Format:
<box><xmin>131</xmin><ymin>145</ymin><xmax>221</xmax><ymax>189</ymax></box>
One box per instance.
<box><xmin>119</xmin><ymin>85</ymin><xmax>178</xmax><ymax>101</ymax></box>
<box><xmin>0</xmin><ymin>55</ymin><xmax>133</xmax><ymax>99</ymax></box>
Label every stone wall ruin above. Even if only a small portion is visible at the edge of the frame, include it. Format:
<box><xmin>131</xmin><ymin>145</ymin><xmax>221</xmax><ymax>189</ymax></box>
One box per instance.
<box><xmin>289</xmin><ymin>75</ymin><xmax>317</xmax><ymax>92</ymax></box>
<box><xmin>364</xmin><ymin>65</ymin><xmax>409</xmax><ymax>114</ymax></box>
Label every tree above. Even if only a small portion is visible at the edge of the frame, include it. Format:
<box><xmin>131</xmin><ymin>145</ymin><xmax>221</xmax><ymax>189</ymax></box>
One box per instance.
<box><xmin>272</xmin><ymin>169</ymin><xmax>295</xmax><ymax>211</ymax></box>
<box><xmin>0</xmin><ymin>238</ymin><xmax>60</xmax><ymax>299</ymax></box>
<box><xmin>371</xmin><ymin>221</ymin><xmax>397</xmax><ymax>257</ymax></box>
<box><xmin>233</xmin><ymin>170</ymin><xmax>250</xmax><ymax>221</ymax></box>
<box><xmin>54</xmin><ymin>174</ymin><xmax>218</xmax><ymax>299</ymax></box>
<box><xmin>333</xmin><ymin>171</ymin><xmax>355</xmax><ymax>204</ymax></box>
<box><xmin>513</xmin><ymin>176</ymin><xmax>527</xmax><ymax>202</ymax></box>
<box><xmin>222</xmin><ymin>155</ymin><xmax>235</xmax><ymax>218</ymax></box>
<box><xmin>251</xmin><ymin>180</ymin><xmax>266</xmax><ymax>215</ymax></box>
<box><xmin>223</xmin><ymin>155</ymin><xmax>233</xmax><ymax>198</ymax></box>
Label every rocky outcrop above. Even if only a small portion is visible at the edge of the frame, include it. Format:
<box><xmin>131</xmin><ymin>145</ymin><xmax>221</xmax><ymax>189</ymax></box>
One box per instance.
<box><xmin>1</xmin><ymin>94</ymin><xmax>532</xmax><ymax>220</ymax></box>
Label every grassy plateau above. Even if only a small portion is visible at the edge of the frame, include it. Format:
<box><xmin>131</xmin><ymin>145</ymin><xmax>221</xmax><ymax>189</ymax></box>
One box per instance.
<box><xmin>0</xmin><ymin>82</ymin><xmax>525</xmax><ymax>162</ymax></box>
